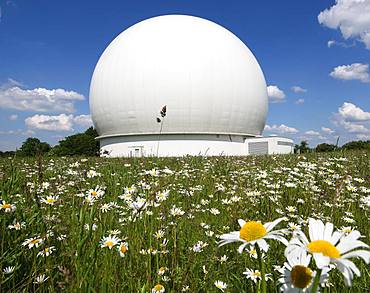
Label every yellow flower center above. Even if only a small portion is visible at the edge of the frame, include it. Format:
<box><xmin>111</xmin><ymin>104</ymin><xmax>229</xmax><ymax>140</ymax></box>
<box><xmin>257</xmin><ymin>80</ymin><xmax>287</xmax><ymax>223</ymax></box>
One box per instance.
<box><xmin>120</xmin><ymin>245</ymin><xmax>127</xmax><ymax>253</ymax></box>
<box><xmin>307</xmin><ymin>240</ymin><xmax>340</xmax><ymax>258</ymax></box>
<box><xmin>2</xmin><ymin>203</ymin><xmax>11</xmax><ymax>209</ymax></box>
<box><xmin>291</xmin><ymin>265</ymin><xmax>313</xmax><ymax>289</ymax></box>
<box><xmin>240</xmin><ymin>221</ymin><xmax>267</xmax><ymax>242</ymax></box>
<box><xmin>154</xmin><ymin>284</ymin><xmax>164</xmax><ymax>291</ymax></box>
<box><xmin>47</xmin><ymin>198</ymin><xmax>55</xmax><ymax>203</ymax></box>
<box><xmin>31</xmin><ymin>239</ymin><xmax>39</xmax><ymax>245</ymax></box>
<box><xmin>91</xmin><ymin>191</ymin><xmax>97</xmax><ymax>197</ymax></box>
<box><xmin>105</xmin><ymin>241</ymin><xmax>114</xmax><ymax>247</ymax></box>
<box><xmin>252</xmin><ymin>271</ymin><xmax>261</xmax><ymax>277</ymax></box>
<box><xmin>45</xmin><ymin>248</ymin><xmax>49</xmax><ymax>252</ymax></box>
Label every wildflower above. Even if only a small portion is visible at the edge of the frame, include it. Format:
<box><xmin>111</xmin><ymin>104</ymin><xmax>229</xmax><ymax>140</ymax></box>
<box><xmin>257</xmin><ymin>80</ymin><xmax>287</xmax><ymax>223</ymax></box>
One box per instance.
<box><xmin>152</xmin><ymin>284</ymin><xmax>165</xmax><ymax>293</ymax></box>
<box><xmin>158</xmin><ymin>266</ymin><xmax>168</xmax><ymax>275</ymax></box>
<box><xmin>100</xmin><ymin>203</ymin><xmax>111</xmax><ymax>213</ymax></box>
<box><xmin>37</xmin><ymin>246</ymin><xmax>55</xmax><ymax>257</ymax></box>
<box><xmin>243</xmin><ymin>268</ymin><xmax>262</xmax><ymax>283</ymax></box>
<box><xmin>219</xmin><ymin>255</ymin><xmax>228</xmax><ymax>263</ymax></box>
<box><xmin>170</xmin><ymin>206</ymin><xmax>185</xmax><ymax>217</ymax></box>
<box><xmin>192</xmin><ymin>241</ymin><xmax>208</xmax><ymax>253</ymax></box>
<box><xmin>8</xmin><ymin>220</ymin><xmax>25</xmax><ymax>230</ymax></box>
<box><xmin>285</xmin><ymin>218</ymin><xmax>370</xmax><ymax>286</ymax></box>
<box><xmin>100</xmin><ymin>235</ymin><xmax>120</xmax><ymax>249</ymax></box>
<box><xmin>34</xmin><ymin>274</ymin><xmax>49</xmax><ymax>284</ymax></box>
<box><xmin>219</xmin><ymin>218</ymin><xmax>287</xmax><ymax>253</ymax></box>
<box><xmin>214</xmin><ymin>280</ymin><xmax>227</xmax><ymax>291</ymax></box>
<box><xmin>3</xmin><ymin>266</ymin><xmax>15</xmax><ymax>274</ymax></box>
<box><xmin>41</xmin><ymin>195</ymin><xmax>59</xmax><ymax>205</ymax></box>
<box><xmin>154</xmin><ymin>230</ymin><xmax>165</xmax><ymax>239</ymax></box>
<box><xmin>247</xmin><ymin>245</ymin><xmax>258</xmax><ymax>259</ymax></box>
<box><xmin>22</xmin><ymin>237</ymin><xmax>44</xmax><ymax>249</ymax></box>
<box><xmin>278</xmin><ymin>249</ymin><xmax>329</xmax><ymax>292</ymax></box>
<box><xmin>156</xmin><ymin>190</ymin><xmax>169</xmax><ymax>202</ymax></box>
<box><xmin>118</xmin><ymin>242</ymin><xmax>129</xmax><ymax>257</ymax></box>
<box><xmin>87</xmin><ymin>186</ymin><xmax>105</xmax><ymax>198</ymax></box>
<box><xmin>0</xmin><ymin>200</ymin><xmax>16</xmax><ymax>212</ymax></box>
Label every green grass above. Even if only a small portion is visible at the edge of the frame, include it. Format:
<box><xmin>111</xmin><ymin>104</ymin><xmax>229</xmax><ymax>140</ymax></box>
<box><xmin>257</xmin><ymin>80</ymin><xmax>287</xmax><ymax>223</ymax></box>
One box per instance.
<box><xmin>0</xmin><ymin>151</ymin><xmax>369</xmax><ymax>292</ymax></box>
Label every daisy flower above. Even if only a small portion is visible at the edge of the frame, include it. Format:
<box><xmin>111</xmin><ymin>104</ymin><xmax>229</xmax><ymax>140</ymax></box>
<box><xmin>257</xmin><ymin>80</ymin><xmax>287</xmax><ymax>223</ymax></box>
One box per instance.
<box><xmin>152</xmin><ymin>284</ymin><xmax>165</xmax><ymax>293</ymax></box>
<box><xmin>243</xmin><ymin>269</ymin><xmax>262</xmax><ymax>283</ymax></box>
<box><xmin>285</xmin><ymin>218</ymin><xmax>370</xmax><ymax>286</ymax></box>
<box><xmin>0</xmin><ymin>200</ymin><xmax>16</xmax><ymax>212</ymax></box>
<box><xmin>100</xmin><ymin>235</ymin><xmax>120</xmax><ymax>249</ymax></box>
<box><xmin>3</xmin><ymin>266</ymin><xmax>15</xmax><ymax>274</ymax></box>
<box><xmin>41</xmin><ymin>195</ymin><xmax>59</xmax><ymax>205</ymax></box>
<box><xmin>22</xmin><ymin>237</ymin><xmax>44</xmax><ymax>249</ymax></box>
<box><xmin>37</xmin><ymin>246</ymin><xmax>56</xmax><ymax>257</ymax></box>
<box><xmin>278</xmin><ymin>249</ymin><xmax>329</xmax><ymax>292</ymax></box>
<box><xmin>214</xmin><ymin>280</ymin><xmax>227</xmax><ymax>291</ymax></box>
<box><xmin>118</xmin><ymin>242</ymin><xmax>129</xmax><ymax>257</ymax></box>
<box><xmin>219</xmin><ymin>218</ymin><xmax>287</xmax><ymax>253</ymax></box>
<box><xmin>34</xmin><ymin>274</ymin><xmax>49</xmax><ymax>284</ymax></box>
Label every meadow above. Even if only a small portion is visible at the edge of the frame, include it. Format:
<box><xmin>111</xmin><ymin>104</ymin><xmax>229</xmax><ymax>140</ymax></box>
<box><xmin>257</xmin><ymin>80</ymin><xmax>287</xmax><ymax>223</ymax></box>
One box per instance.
<box><xmin>0</xmin><ymin>152</ymin><xmax>369</xmax><ymax>292</ymax></box>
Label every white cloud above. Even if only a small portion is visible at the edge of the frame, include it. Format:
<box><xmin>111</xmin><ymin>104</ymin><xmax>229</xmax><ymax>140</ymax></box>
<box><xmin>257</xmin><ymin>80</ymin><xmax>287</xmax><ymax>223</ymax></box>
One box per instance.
<box><xmin>318</xmin><ymin>0</ymin><xmax>370</xmax><ymax>49</ymax></box>
<box><xmin>332</xmin><ymin>102</ymin><xmax>370</xmax><ymax>135</ymax></box>
<box><xmin>338</xmin><ymin>102</ymin><xmax>370</xmax><ymax>122</ymax></box>
<box><xmin>295</xmin><ymin>98</ymin><xmax>305</xmax><ymax>105</ymax></box>
<box><xmin>328</xmin><ymin>40</ymin><xmax>336</xmax><ymax>48</ymax></box>
<box><xmin>8</xmin><ymin>114</ymin><xmax>18</xmax><ymax>120</ymax></box>
<box><xmin>25</xmin><ymin>113</ymin><xmax>92</xmax><ymax>132</ymax></box>
<box><xmin>291</xmin><ymin>86</ymin><xmax>307</xmax><ymax>93</ymax></box>
<box><xmin>25</xmin><ymin>114</ymin><xmax>74</xmax><ymax>131</ymax></box>
<box><xmin>264</xmin><ymin>124</ymin><xmax>299</xmax><ymax>134</ymax></box>
<box><xmin>267</xmin><ymin>85</ymin><xmax>286</xmax><ymax>103</ymax></box>
<box><xmin>0</xmin><ymin>85</ymin><xmax>85</xmax><ymax>113</ymax></box>
<box><xmin>321</xmin><ymin>127</ymin><xmax>335</xmax><ymax>134</ymax></box>
<box><xmin>73</xmin><ymin>114</ymin><xmax>93</xmax><ymax>127</ymax></box>
<box><xmin>330</xmin><ymin>63</ymin><xmax>370</xmax><ymax>82</ymax></box>
<box><xmin>305</xmin><ymin>130</ymin><xmax>320</xmax><ymax>136</ymax></box>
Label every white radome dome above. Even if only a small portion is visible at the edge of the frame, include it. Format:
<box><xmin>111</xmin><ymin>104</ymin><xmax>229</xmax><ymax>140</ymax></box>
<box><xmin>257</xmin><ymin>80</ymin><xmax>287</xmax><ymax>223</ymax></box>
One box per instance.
<box><xmin>89</xmin><ymin>15</ymin><xmax>268</xmax><ymax>139</ymax></box>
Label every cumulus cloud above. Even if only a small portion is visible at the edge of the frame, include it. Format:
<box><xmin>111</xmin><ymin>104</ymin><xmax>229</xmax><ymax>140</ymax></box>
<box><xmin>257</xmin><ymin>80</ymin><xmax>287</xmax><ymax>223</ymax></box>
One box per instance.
<box><xmin>25</xmin><ymin>114</ymin><xmax>74</xmax><ymax>131</ymax></box>
<box><xmin>295</xmin><ymin>98</ymin><xmax>305</xmax><ymax>105</ymax></box>
<box><xmin>264</xmin><ymin>124</ymin><xmax>299</xmax><ymax>134</ymax></box>
<box><xmin>318</xmin><ymin>0</ymin><xmax>370</xmax><ymax>49</ymax></box>
<box><xmin>305</xmin><ymin>130</ymin><xmax>320</xmax><ymax>136</ymax></box>
<box><xmin>291</xmin><ymin>86</ymin><xmax>307</xmax><ymax>93</ymax></box>
<box><xmin>25</xmin><ymin>114</ymin><xmax>92</xmax><ymax>132</ymax></box>
<box><xmin>330</xmin><ymin>63</ymin><xmax>370</xmax><ymax>82</ymax></box>
<box><xmin>338</xmin><ymin>102</ymin><xmax>370</xmax><ymax>122</ymax></box>
<box><xmin>321</xmin><ymin>127</ymin><xmax>335</xmax><ymax>134</ymax></box>
<box><xmin>73</xmin><ymin>114</ymin><xmax>93</xmax><ymax>127</ymax></box>
<box><xmin>267</xmin><ymin>85</ymin><xmax>286</xmax><ymax>103</ymax></box>
<box><xmin>332</xmin><ymin>102</ymin><xmax>370</xmax><ymax>135</ymax></box>
<box><xmin>0</xmin><ymin>85</ymin><xmax>85</xmax><ymax>113</ymax></box>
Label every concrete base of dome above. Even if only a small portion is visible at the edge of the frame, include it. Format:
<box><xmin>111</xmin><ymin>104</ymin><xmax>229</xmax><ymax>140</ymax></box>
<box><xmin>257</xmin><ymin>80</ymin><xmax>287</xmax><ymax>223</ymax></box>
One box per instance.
<box><xmin>98</xmin><ymin>134</ymin><xmax>294</xmax><ymax>157</ymax></box>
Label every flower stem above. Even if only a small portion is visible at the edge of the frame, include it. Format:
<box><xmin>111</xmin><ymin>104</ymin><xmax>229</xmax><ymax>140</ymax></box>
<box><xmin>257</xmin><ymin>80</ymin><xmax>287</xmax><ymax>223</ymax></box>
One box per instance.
<box><xmin>311</xmin><ymin>269</ymin><xmax>322</xmax><ymax>293</ymax></box>
<box><xmin>256</xmin><ymin>244</ymin><xmax>266</xmax><ymax>293</ymax></box>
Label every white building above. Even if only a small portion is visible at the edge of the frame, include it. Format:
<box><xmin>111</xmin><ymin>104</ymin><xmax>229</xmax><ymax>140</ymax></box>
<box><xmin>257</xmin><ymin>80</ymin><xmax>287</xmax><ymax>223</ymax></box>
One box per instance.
<box><xmin>89</xmin><ymin>15</ymin><xmax>294</xmax><ymax>157</ymax></box>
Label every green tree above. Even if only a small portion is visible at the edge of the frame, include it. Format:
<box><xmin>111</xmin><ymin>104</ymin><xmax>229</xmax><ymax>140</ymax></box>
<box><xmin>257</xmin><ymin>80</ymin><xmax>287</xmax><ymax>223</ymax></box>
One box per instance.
<box><xmin>17</xmin><ymin>138</ymin><xmax>51</xmax><ymax>157</ymax></box>
<box><xmin>342</xmin><ymin>140</ymin><xmax>370</xmax><ymax>151</ymax></box>
<box><xmin>295</xmin><ymin>140</ymin><xmax>310</xmax><ymax>154</ymax></box>
<box><xmin>316</xmin><ymin>143</ymin><xmax>336</xmax><ymax>152</ymax></box>
<box><xmin>53</xmin><ymin>128</ymin><xmax>100</xmax><ymax>156</ymax></box>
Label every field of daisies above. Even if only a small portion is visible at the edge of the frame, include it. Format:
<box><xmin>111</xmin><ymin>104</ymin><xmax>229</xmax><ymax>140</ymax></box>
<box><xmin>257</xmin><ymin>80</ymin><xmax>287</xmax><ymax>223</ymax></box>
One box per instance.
<box><xmin>0</xmin><ymin>152</ymin><xmax>369</xmax><ymax>292</ymax></box>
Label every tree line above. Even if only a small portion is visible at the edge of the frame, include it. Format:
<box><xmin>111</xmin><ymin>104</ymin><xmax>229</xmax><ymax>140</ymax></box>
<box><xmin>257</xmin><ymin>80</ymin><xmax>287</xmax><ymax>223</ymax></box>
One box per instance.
<box><xmin>0</xmin><ymin>127</ymin><xmax>100</xmax><ymax>157</ymax></box>
<box><xmin>294</xmin><ymin>140</ymin><xmax>370</xmax><ymax>154</ymax></box>
<box><xmin>0</xmin><ymin>133</ymin><xmax>369</xmax><ymax>157</ymax></box>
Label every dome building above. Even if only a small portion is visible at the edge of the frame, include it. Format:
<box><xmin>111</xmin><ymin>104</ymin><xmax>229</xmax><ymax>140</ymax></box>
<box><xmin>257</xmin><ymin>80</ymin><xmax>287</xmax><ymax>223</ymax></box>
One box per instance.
<box><xmin>89</xmin><ymin>15</ymin><xmax>294</xmax><ymax>157</ymax></box>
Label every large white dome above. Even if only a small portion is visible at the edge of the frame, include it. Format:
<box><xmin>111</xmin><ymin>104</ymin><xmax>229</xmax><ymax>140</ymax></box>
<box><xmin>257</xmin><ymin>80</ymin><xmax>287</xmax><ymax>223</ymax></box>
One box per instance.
<box><xmin>89</xmin><ymin>15</ymin><xmax>268</xmax><ymax>139</ymax></box>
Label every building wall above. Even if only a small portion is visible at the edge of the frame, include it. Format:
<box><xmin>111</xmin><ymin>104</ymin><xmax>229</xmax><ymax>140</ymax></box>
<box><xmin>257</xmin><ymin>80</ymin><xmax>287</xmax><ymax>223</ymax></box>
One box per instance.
<box><xmin>99</xmin><ymin>134</ymin><xmax>294</xmax><ymax>157</ymax></box>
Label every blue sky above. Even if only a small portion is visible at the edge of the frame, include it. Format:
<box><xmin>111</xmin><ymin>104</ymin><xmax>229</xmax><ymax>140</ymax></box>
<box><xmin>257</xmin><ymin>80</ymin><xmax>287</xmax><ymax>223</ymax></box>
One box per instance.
<box><xmin>0</xmin><ymin>0</ymin><xmax>370</xmax><ymax>150</ymax></box>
